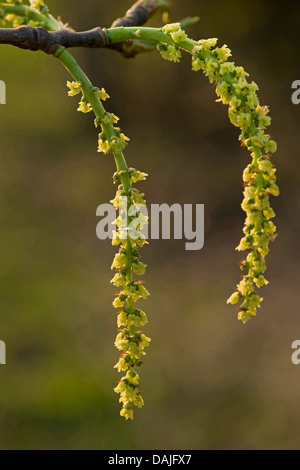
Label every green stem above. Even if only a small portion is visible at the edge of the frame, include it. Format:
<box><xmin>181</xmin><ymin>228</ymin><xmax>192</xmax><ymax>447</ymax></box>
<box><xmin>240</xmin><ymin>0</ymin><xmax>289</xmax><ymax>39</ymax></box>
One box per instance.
<box><xmin>53</xmin><ymin>46</ymin><xmax>132</xmax><ymax>192</ymax></box>
<box><xmin>0</xmin><ymin>4</ymin><xmax>133</xmax><ymax>193</ymax></box>
<box><xmin>0</xmin><ymin>2</ymin><xmax>61</xmax><ymax>29</ymax></box>
<box><xmin>106</xmin><ymin>26</ymin><xmax>197</xmax><ymax>53</ymax></box>
<box><xmin>55</xmin><ymin>46</ymin><xmax>136</xmax><ymax>336</ymax></box>
<box><xmin>52</xmin><ymin>46</ymin><xmax>136</xmax><ymax>308</ymax></box>
<box><xmin>0</xmin><ymin>4</ymin><xmax>133</xmax><ymax>192</ymax></box>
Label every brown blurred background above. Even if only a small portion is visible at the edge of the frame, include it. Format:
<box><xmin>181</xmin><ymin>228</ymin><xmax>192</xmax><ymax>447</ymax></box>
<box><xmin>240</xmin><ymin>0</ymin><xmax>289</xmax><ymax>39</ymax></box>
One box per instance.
<box><xmin>0</xmin><ymin>0</ymin><xmax>300</xmax><ymax>450</ymax></box>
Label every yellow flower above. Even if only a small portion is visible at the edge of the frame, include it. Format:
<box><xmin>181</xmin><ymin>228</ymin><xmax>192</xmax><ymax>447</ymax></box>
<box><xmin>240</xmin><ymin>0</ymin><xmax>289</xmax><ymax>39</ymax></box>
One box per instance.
<box><xmin>67</xmin><ymin>81</ymin><xmax>81</xmax><ymax>96</ymax></box>
<box><xmin>120</xmin><ymin>407</ymin><xmax>134</xmax><ymax>420</ymax></box>
<box><xmin>227</xmin><ymin>292</ymin><xmax>240</xmax><ymax>305</ymax></box>
<box><xmin>77</xmin><ymin>99</ymin><xmax>92</xmax><ymax>113</ymax></box>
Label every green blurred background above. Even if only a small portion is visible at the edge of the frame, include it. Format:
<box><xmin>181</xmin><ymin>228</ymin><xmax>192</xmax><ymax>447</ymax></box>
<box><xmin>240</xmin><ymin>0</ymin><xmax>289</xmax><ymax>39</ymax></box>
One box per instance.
<box><xmin>0</xmin><ymin>0</ymin><xmax>300</xmax><ymax>450</ymax></box>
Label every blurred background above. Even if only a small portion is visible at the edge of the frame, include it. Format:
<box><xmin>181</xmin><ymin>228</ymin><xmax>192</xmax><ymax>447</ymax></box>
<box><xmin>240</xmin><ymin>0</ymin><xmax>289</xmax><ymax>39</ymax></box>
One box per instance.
<box><xmin>0</xmin><ymin>0</ymin><xmax>299</xmax><ymax>450</ymax></box>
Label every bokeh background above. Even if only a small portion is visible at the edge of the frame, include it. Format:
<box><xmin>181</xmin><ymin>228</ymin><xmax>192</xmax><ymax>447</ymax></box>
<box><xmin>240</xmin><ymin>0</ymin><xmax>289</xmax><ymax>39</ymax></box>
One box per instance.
<box><xmin>0</xmin><ymin>0</ymin><xmax>300</xmax><ymax>450</ymax></box>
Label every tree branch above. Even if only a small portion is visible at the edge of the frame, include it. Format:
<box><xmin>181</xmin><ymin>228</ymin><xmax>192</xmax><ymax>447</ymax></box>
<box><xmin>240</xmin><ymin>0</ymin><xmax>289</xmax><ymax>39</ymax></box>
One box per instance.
<box><xmin>0</xmin><ymin>25</ymin><xmax>108</xmax><ymax>54</ymax></box>
<box><xmin>109</xmin><ymin>0</ymin><xmax>171</xmax><ymax>58</ymax></box>
<box><xmin>111</xmin><ymin>0</ymin><xmax>170</xmax><ymax>28</ymax></box>
<box><xmin>0</xmin><ymin>0</ymin><xmax>199</xmax><ymax>60</ymax></box>
<box><xmin>0</xmin><ymin>0</ymin><xmax>171</xmax><ymax>58</ymax></box>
